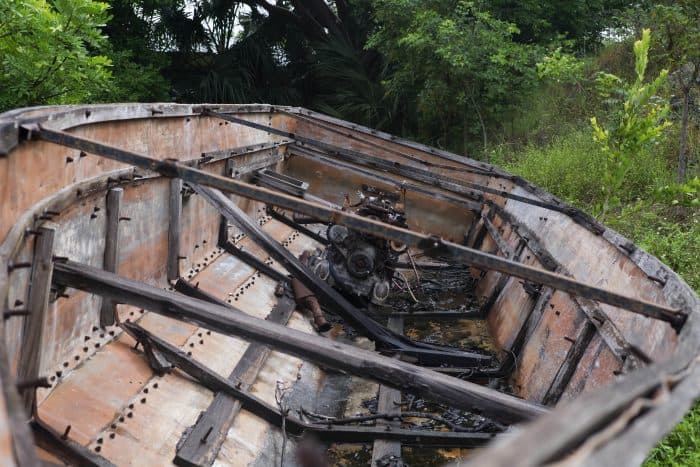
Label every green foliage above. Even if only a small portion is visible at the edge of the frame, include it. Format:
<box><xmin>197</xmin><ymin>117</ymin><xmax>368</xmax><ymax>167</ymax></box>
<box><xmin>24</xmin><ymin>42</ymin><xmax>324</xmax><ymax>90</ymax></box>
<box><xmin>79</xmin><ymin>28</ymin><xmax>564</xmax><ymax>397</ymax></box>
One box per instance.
<box><xmin>649</xmin><ymin>1</ymin><xmax>700</xmax><ymax>75</ymax></box>
<box><xmin>0</xmin><ymin>0</ymin><xmax>114</xmax><ymax>110</ymax></box>
<box><xmin>486</xmin><ymin>0</ymin><xmax>628</xmax><ymax>47</ymax></box>
<box><xmin>102</xmin><ymin>49</ymin><xmax>170</xmax><ymax>103</ymax></box>
<box><xmin>537</xmin><ymin>48</ymin><xmax>586</xmax><ymax>84</ymax></box>
<box><xmin>645</xmin><ymin>402</ymin><xmax>700</xmax><ymax>466</ymax></box>
<box><xmin>590</xmin><ymin>29</ymin><xmax>671</xmax><ymax>217</ymax></box>
<box><xmin>607</xmin><ymin>202</ymin><xmax>699</xmax><ymax>293</ymax></box>
<box><xmin>369</xmin><ymin>0</ymin><xmax>542</xmax><ymax>154</ymax></box>
<box><xmin>491</xmin><ymin>128</ymin><xmax>671</xmax><ymax>207</ymax></box>
<box><xmin>654</xmin><ymin>178</ymin><xmax>700</xmax><ymax>208</ymax></box>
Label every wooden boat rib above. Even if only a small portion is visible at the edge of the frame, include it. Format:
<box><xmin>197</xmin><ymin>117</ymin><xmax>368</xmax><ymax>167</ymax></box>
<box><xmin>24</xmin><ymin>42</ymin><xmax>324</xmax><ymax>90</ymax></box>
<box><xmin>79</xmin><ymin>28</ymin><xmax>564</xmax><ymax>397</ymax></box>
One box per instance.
<box><xmin>0</xmin><ymin>103</ymin><xmax>697</xmax><ymax>466</ymax></box>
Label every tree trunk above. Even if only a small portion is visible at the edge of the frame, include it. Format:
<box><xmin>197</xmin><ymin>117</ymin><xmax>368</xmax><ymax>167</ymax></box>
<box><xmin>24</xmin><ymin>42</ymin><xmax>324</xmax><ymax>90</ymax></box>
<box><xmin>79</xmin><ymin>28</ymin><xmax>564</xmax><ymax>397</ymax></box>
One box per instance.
<box><xmin>678</xmin><ymin>86</ymin><xmax>690</xmax><ymax>182</ymax></box>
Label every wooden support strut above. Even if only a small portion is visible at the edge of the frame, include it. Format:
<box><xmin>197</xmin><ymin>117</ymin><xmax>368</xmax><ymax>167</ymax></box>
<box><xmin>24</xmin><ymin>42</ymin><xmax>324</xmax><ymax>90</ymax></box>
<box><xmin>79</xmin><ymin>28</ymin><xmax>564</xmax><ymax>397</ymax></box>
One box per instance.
<box><xmin>371</xmin><ymin>315</ymin><xmax>404</xmax><ymax>466</ymax></box>
<box><xmin>288</xmin><ymin>146</ymin><xmax>483</xmax><ymax>212</ymax></box>
<box><xmin>167</xmin><ymin>179</ymin><xmax>183</xmax><ymax>282</ymax></box>
<box><xmin>100</xmin><ymin>188</ymin><xmax>122</xmax><ymax>326</ymax></box>
<box><xmin>52</xmin><ymin>260</ymin><xmax>547</xmax><ymax>424</ymax></box>
<box><xmin>17</xmin><ymin>223</ymin><xmax>56</xmax><ymax>413</ymax></box>
<box><xmin>26</xmin><ymin>125</ymin><xmax>686</xmax><ymax>329</ymax></box>
<box><xmin>199</xmin><ymin>110</ymin><xmax>593</xmax><ymax>222</ymax></box>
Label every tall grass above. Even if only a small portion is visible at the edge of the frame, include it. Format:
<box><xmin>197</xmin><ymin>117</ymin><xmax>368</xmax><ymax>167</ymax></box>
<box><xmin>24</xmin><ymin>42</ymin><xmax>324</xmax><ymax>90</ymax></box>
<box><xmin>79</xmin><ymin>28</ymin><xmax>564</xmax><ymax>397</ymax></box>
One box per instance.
<box><xmin>490</xmin><ymin>128</ymin><xmax>673</xmax><ymax>209</ymax></box>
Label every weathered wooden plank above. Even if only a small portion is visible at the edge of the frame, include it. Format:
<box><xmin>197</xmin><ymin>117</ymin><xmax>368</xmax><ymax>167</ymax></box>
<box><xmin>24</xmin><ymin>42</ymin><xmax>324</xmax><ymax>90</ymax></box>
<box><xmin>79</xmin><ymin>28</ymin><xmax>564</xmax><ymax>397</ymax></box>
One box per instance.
<box><xmin>371</xmin><ymin>316</ymin><xmax>404</xmax><ymax>466</ymax></box>
<box><xmin>53</xmin><ymin>260</ymin><xmax>547</xmax><ymax>424</ymax></box>
<box><xmin>290</xmin><ymin>146</ymin><xmax>482</xmax><ymax>211</ymax></box>
<box><xmin>17</xmin><ymin>223</ymin><xmax>55</xmax><ymax>413</ymax></box>
<box><xmin>221</xmin><ymin>241</ymin><xmax>288</xmax><ymax>283</ymax></box>
<box><xmin>122</xmin><ymin>321</ymin><xmax>499</xmax><ymax>448</ymax></box>
<box><xmin>100</xmin><ymin>188</ymin><xmax>122</xmax><ymax>326</ymax></box>
<box><xmin>167</xmin><ymin>179</ymin><xmax>183</xmax><ymax>282</ymax></box>
<box><xmin>481</xmin><ymin>212</ymin><xmax>513</xmax><ymax>259</ymax></box>
<box><xmin>479</xmin><ymin>242</ymin><xmax>526</xmax><ymax>316</ymax></box>
<box><xmin>267</xmin><ymin>208</ymin><xmax>328</xmax><ymax>245</ymax></box>
<box><xmin>0</xmin><ymin>338</ymin><xmax>37</xmax><ymax>466</ymax></box>
<box><xmin>174</xmin><ymin>288</ymin><xmax>297</xmax><ymax>467</ymax></box>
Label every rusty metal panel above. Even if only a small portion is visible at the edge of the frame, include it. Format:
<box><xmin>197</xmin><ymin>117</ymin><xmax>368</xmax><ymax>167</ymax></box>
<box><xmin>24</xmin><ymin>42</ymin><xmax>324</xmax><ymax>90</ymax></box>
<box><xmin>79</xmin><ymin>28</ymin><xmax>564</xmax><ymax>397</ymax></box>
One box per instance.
<box><xmin>487</xmin><ymin>254</ymin><xmax>540</xmax><ymax>350</ymax></box>
<box><xmin>513</xmin><ymin>291</ymin><xmax>587</xmax><ymax>402</ymax></box>
<box><xmin>560</xmin><ymin>335</ymin><xmax>623</xmax><ymax>402</ymax></box>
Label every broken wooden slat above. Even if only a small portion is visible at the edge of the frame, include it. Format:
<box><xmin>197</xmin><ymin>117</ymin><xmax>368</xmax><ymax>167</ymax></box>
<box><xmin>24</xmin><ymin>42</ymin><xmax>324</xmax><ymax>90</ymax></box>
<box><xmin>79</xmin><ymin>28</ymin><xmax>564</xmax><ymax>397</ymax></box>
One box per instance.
<box><xmin>53</xmin><ymin>260</ymin><xmax>547</xmax><ymax>423</ymax></box>
<box><xmin>371</xmin><ymin>315</ymin><xmax>404</xmax><ymax>466</ymax></box>
<box><xmin>174</xmin><ymin>285</ymin><xmax>297</xmax><ymax>467</ymax></box>
<box><xmin>17</xmin><ymin>223</ymin><xmax>55</xmax><ymax>413</ymax></box>
<box><xmin>100</xmin><ymin>188</ymin><xmax>122</xmax><ymax>326</ymax></box>
<box><xmin>542</xmin><ymin>321</ymin><xmax>597</xmax><ymax>406</ymax></box>
<box><xmin>481</xmin><ymin>212</ymin><xmax>514</xmax><ymax>259</ymax></box>
<box><xmin>167</xmin><ymin>178</ymin><xmax>182</xmax><ymax>282</ymax></box>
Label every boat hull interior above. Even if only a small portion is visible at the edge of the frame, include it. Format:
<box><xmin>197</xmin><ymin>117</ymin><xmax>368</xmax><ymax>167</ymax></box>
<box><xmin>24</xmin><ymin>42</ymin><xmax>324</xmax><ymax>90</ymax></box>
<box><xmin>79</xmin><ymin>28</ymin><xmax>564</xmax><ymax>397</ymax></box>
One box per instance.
<box><xmin>0</xmin><ymin>104</ymin><xmax>698</xmax><ymax>467</ymax></box>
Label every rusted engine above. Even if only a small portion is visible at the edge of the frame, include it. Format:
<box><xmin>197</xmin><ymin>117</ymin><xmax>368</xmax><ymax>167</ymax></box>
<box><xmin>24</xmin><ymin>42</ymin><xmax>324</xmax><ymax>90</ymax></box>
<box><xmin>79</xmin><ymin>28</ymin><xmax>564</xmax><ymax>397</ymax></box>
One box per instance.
<box><xmin>307</xmin><ymin>186</ymin><xmax>407</xmax><ymax>305</ymax></box>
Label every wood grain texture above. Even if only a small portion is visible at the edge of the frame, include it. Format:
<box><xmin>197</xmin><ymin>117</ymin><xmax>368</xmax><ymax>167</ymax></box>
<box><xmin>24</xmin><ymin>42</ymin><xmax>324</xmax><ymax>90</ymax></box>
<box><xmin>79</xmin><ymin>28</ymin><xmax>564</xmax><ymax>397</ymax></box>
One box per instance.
<box><xmin>100</xmin><ymin>188</ymin><xmax>122</xmax><ymax>326</ymax></box>
<box><xmin>17</xmin><ymin>224</ymin><xmax>55</xmax><ymax>413</ymax></box>
<box><xmin>167</xmin><ymin>179</ymin><xmax>183</xmax><ymax>282</ymax></box>
<box><xmin>175</xmin><ymin>289</ymin><xmax>296</xmax><ymax>467</ymax></box>
<box><xmin>371</xmin><ymin>316</ymin><xmax>403</xmax><ymax>466</ymax></box>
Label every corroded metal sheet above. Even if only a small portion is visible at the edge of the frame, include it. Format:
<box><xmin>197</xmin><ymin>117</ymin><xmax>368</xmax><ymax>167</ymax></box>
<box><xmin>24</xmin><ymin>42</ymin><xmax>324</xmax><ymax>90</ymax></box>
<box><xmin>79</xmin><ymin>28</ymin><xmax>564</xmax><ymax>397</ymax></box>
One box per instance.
<box><xmin>514</xmin><ymin>290</ymin><xmax>587</xmax><ymax>402</ymax></box>
<box><xmin>560</xmin><ymin>335</ymin><xmax>623</xmax><ymax>402</ymax></box>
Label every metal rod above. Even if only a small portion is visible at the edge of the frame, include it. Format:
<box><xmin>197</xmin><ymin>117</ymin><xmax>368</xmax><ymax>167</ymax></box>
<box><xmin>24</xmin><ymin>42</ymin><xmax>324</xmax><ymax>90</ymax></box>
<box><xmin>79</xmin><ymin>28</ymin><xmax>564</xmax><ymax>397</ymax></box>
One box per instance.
<box><xmin>27</xmin><ymin>125</ymin><xmax>685</xmax><ymax>329</ymax></box>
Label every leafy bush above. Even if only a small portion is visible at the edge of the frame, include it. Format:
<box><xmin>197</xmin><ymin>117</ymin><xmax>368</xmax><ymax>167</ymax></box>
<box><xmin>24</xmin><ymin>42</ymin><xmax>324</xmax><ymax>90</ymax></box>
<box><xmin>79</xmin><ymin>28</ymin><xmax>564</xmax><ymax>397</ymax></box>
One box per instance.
<box><xmin>590</xmin><ymin>29</ymin><xmax>672</xmax><ymax>217</ymax></box>
<box><xmin>606</xmin><ymin>202</ymin><xmax>700</xmax><ymax>291</ymax></box>
<box><xmin>654</xmin><ymin>178</ymin><xmax>700</xmax><ymax>208</ymax></box>
<box><xmin>0</xmin><ymin>0</ymin><xmax>113</xmax><ymax>110</ymax></box>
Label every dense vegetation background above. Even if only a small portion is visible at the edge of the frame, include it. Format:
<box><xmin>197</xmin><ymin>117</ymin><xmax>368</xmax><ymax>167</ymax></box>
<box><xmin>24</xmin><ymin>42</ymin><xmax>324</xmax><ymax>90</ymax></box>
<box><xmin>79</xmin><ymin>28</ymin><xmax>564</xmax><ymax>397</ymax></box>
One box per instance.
<box><xmin>1</xmin><ymin>0</ymin><xmax>698</xmax><ymax>462</ymax></box>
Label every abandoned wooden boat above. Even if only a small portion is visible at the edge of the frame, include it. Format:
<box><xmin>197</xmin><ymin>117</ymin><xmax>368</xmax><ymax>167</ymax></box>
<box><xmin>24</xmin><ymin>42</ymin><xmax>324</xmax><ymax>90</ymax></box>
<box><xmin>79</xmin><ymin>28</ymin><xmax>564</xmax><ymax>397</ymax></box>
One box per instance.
<box><xmin>0</xmin><ymin>103</ymin><xmax>698</xmax><ymax>467</ymax></box>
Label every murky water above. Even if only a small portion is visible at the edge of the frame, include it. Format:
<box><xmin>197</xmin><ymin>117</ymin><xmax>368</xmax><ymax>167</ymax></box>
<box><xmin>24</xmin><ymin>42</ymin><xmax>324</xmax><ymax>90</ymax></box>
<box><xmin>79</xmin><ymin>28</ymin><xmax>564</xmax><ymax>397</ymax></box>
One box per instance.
<box><xmin>322</xmin><ymin>262</ymin><xmax>507</xmax><ymax>466</ymax></box>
